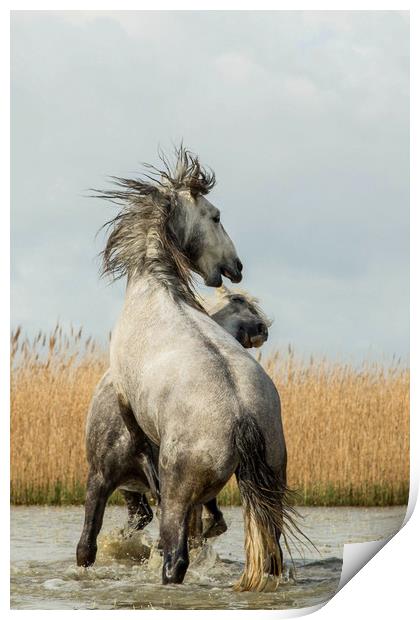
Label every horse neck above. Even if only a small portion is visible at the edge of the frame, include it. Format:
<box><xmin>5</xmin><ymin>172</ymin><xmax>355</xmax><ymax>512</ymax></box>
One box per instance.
<box><xmin>125</xmin><ymin>256</ymin><xmax>199</xmax><ymax>315</ymax></box>
<box><xmin>124</xmin><ymin>216</ymin><xmax>203</xmax><ymax>312</ymax></box>
<box><xmin>126</xmin><ymin>269</ymin><xmax>170</xmax><ymax>302</ymax></box>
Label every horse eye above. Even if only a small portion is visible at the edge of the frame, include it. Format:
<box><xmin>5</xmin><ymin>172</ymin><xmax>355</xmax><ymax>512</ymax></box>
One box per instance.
<box><xmin>212</xmin><ymin>214</ymin><xmax>220</xmax><ymax>224</ymax></box>
<box><xmin>232</xmin><ymin>297</ymin><xmax>244</xmax><ymax>304</ymax></box>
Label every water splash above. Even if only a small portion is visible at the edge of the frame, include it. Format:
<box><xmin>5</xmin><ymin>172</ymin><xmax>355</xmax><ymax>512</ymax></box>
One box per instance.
<box><xmin>97</xmin><ymin>527</ymin><xmax>153</xmax><ymax>563</ymax></box>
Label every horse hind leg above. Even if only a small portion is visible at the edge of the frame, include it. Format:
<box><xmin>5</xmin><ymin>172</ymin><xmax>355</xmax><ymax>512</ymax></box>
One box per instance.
<box><xmin>159</xmin><ymin>479</ymin><xmax>191</xmax><ymax>584</ymax></box>
<box><xmin>76</xmin><ymin>470</ymin><xmax>114</xmax><ymax>567</ymax></box>
<box><xmin>117</xmin><ymin>395</ymin><xmax>160</xmax><ymax>502</ymax></box>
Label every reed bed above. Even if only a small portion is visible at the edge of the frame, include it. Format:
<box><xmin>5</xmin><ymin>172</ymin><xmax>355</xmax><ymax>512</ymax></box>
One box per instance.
<box><xmin>10</xmin><ymin>328</ymin><xmax>409</xmax><ymax>506</ymax></box>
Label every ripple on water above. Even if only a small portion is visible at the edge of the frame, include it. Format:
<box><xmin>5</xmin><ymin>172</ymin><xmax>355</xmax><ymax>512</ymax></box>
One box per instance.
<box><xmin>11</xmin><ymin>528</ymin><xmax>342</xmax><ymax>609</ymax></box>
<box><xmin>11</xmin><ymin>505</ymin><xmax>406</xmax><ymax>610</ymax></box>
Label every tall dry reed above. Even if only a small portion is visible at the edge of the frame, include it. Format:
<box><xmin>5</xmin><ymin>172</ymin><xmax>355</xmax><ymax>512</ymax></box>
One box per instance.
<box><xmin>10</xmin><ymin>328</ymin><xmax>409</xmax><ymax>506</ymax></box>
<box><xmin>263</xmin><ymin>348</ymin><xmax>409</xmax><ymax>505</ymax></box>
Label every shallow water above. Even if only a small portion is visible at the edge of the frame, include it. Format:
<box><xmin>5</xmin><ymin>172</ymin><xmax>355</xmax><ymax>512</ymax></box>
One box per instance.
<box><xmin>10</xmin><ymin>505</ymin><xmax>406</xmax><ymax>610</ymax></box>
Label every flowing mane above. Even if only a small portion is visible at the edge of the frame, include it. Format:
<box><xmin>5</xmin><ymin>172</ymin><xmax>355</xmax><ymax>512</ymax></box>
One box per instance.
<box><xmin>94</xmin><ymin>146</ymin><xmax>215</xmax><ymax>312</ymax></box>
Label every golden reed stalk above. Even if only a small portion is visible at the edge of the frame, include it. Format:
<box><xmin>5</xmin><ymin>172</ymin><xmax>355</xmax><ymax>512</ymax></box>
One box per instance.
<box><xmin>10</xmin><ymin>328</ymin><xmax>409</xmax><ymax>506</ymax></box>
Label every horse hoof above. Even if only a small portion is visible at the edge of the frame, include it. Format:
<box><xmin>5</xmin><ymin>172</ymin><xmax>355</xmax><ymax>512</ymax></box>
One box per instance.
<box><xmin>76</xmin><ymin>543</ymin><xmax>97</xmax><ymax>567</ymax></box>
<box><xmin>203</xmin><ymin>517</ymin><xmax>228</xmax><ymax>539</ymax></box>
<box><xmin>162</xmin><ymin>558</ymin><xmax>189</xmax><ymax>584</ymax></box>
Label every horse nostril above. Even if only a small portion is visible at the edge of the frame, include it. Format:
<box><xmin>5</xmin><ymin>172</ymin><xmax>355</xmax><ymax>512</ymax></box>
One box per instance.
<box><xmin>236</xmin><ymin>259</ymin><xmax>243</xmax><ymax>273</ymax></box>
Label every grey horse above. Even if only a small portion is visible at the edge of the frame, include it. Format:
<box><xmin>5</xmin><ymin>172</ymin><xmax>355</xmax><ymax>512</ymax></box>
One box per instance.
<box><xmin>82</xmin><ymin>147</ymin><xmax>295</xmax><ymax>591</ymax></box>
<box><xmin>76</xmin><ymin>286</ymin><xmax>272</xmax><ymax>565</ymax></box>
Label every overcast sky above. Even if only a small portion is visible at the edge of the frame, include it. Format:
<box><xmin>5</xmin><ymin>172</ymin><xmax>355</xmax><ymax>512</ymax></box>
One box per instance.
<box><xmin>11</xmin><ymin>11</ymin><xmax>409</xmax><ymax>362</ymax></box>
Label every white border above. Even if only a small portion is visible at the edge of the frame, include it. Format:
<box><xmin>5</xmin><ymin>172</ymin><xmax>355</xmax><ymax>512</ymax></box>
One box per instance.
<box><xmin>3</xmin><ymin>3</ymin><xmax>417</xmax><ymax>618</ymax></box>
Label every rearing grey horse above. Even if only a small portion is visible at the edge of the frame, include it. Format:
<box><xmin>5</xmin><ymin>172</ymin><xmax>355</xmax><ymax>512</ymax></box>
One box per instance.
<box><xmin>76</xmin><ymin>285</ymin><xmax>272</xmax><ymax>567</ymax></box>
<box><xmin>92</xmin><ymin>148</ymin><xmax>294</xmax><ymax>591</ymax></box>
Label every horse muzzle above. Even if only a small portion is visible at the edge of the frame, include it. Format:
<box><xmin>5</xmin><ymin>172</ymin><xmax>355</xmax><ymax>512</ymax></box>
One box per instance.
<box><xmin>205</xmin><ymin>271</ymin><xmax>224</xmax><ymax>287</ymax></box>
<box><xmin>221</xmin><ymin>259</ymin><xmax>243</xmax><ymax>284</ymax></box>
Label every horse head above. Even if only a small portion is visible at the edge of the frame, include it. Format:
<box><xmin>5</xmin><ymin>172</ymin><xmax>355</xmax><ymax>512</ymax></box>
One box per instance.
<box><xmin>209</xmin><ymin>285</ymin><xmax>272</xmax><ymax>348</ymax></box>
<box><xmin>165</xmin><ymin>149</ymin><xmax>242</xmax><ymax>287</ymax></box>
<box><xmin>99</xmin><ymin>145</ymin><xmax>242</xmax><ymax>290</ymax></box>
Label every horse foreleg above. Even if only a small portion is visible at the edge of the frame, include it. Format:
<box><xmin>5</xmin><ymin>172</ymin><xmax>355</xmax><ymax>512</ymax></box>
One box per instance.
<box><xmin>202</xmin><ymin>498</ymin><xmax>228</xmax><ymax>538</ymax></box>
<box><xmin>76</xmin><ymin>470</ymin><xmax>113</xmax><ymax>567</ymax></box>
<box><xmin>188</xmin><ymin>505</ymin><xmax>203</xmax><ymax>548</ymax></box>
<box><xmin>121</xmin><ymin>490</ymin><xmax>153</xmax><ymax>532</ymax></box>
<box><xmin>160</xmin><ymin>498</ymin><xmax>191</xmax><ymax>584</ymax></box>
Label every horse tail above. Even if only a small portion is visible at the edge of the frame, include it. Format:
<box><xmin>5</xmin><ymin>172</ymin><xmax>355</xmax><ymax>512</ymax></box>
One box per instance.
<box><xmin>232</xmin><ymin>414</ymin><xmax>303</xmax><ymax>592</ymax></box>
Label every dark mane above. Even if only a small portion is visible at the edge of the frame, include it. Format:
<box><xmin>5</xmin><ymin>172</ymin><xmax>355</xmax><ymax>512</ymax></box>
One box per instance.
<box><xmin>146</xmin><ymin>145</ymin><xmax>216</xmax><ymax>197</ymax></box>
<box><xmin>94</xmin><ymin>146</ymin><xmax>214</xmax><ymax>312</ymax></box>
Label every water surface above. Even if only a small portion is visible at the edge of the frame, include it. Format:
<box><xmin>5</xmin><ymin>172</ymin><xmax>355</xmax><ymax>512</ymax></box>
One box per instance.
<box><xmin>10</xmin><ymin>505</ymin><xmax>406</xmax><ymax>610</ymax></box>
